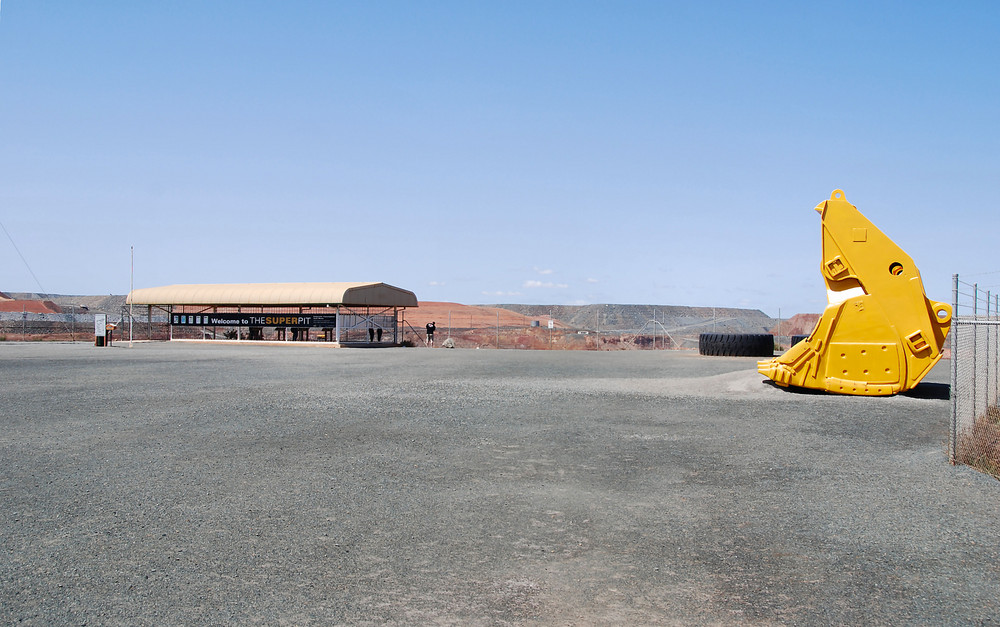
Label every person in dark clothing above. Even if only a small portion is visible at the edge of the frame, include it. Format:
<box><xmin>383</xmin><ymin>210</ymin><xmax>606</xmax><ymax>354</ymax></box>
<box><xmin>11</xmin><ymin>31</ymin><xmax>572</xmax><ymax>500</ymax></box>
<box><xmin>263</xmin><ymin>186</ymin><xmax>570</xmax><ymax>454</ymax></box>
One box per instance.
<box><xmin>426</xmin><ymin>321</ymin><xmax>436</xmax><ymax>346</ymax></box>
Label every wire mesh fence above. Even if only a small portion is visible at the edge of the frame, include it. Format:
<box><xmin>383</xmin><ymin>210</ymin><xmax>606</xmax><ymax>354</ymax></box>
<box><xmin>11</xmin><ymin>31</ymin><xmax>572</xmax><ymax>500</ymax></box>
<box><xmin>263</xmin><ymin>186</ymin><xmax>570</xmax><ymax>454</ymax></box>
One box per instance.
<box><xmin>0</xmin><ymin>313</ymin><xmax>97</xmax><ymax>342</ymax></box>
<box><xmin>950</xmin><ymin>274</ymin><xmax>1000</xmax><ymax>479</ymax></box>
<box><xmin>396</xmin><ymin>322</ymin><xmax>686</xmax><ymax>350</ymax></box>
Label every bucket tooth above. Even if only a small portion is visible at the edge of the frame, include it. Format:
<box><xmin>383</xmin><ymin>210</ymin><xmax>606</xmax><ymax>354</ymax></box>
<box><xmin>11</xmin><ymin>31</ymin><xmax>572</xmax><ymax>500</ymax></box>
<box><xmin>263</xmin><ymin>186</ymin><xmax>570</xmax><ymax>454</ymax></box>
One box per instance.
<box><xmin>759</xmin><ymin>190</ymin><xmax>951</xmax><ymax>396</ymax></box>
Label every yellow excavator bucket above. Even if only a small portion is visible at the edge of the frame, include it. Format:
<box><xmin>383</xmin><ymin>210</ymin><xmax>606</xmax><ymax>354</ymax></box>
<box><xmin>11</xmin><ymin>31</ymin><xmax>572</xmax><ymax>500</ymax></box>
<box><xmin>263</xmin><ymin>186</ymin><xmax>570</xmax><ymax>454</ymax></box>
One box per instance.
<box><xmin>758</xmin><ymin>190</ymin><xmax>951</xmax><ymax>396</ymax></box>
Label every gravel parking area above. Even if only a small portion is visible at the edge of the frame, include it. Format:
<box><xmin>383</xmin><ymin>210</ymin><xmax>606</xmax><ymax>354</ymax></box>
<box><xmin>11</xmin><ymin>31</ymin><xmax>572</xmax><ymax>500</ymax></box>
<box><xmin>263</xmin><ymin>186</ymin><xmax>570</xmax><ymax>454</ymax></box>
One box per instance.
<box><xmin>2</xmin><ymin>342</ymin><xmax>998</xmax><ymax>625</ymax></box>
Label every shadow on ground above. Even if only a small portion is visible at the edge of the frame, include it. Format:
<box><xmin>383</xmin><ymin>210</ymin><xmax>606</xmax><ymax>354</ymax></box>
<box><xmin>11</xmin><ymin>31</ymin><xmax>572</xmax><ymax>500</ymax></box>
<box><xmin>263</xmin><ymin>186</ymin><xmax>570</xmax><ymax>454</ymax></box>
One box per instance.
<box><xmin>902</xmin><ymin>382</ymin><xmax>950</xmax><ymax>400</ymax></box>
<box><xmin>762</xmin><ymin>379</ymin><xmax>950</xmax><ymax>400</ymax></box>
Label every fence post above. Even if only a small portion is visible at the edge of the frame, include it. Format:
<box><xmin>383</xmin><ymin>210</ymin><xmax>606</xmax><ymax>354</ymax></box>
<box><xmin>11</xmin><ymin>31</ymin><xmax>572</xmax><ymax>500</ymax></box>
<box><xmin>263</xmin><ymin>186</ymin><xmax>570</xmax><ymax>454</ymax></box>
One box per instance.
<box><xmin>989</xmin><ymin>291</ymin><xmax>994</xmax><ymax>414</ymax></box>
<box><xmin>993</xmin><ymin>293</ymin><xmax>999</xmax><ymax>410</ymax></box>
<box><xmin>950</xmin><ymin>274</ymin><xmax>959</xmax><ymax>463</ymax></box>
<box><xmin>972</xmin><ymin>283</ymin><xmax>978</xmax><ymax>424</ymax></box>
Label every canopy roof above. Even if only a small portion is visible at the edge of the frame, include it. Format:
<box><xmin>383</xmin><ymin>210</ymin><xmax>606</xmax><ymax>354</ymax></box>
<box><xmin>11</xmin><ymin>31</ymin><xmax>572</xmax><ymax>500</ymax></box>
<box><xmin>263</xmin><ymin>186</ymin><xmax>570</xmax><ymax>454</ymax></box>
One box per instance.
<box><xmin>127</xmin><ymin>282</ymin><xmax>417</xmax><ymax>308</ymax></box>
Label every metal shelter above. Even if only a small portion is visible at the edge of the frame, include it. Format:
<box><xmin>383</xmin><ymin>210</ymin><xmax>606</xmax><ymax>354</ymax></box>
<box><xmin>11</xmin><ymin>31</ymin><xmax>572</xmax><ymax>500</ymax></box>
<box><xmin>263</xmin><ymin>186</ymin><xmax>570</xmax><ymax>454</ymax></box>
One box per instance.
<box><xmin>126</xmin><ymin>282</ymin><xmax>418</xmax><ymax>346</ymax></box>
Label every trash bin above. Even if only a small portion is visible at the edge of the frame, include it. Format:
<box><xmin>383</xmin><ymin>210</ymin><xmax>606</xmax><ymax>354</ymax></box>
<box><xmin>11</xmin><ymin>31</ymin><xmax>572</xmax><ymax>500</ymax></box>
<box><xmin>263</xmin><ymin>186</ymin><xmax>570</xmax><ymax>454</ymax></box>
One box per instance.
<box><xmin>95</xmin><ymin>336</ymin><xmax>105</xmax><ymax>347</ymax></box>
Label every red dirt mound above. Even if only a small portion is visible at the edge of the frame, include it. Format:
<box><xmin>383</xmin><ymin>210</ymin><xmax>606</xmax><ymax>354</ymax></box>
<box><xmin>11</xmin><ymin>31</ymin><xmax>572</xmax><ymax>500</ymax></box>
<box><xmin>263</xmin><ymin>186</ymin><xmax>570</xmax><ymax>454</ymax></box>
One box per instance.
<box><xmin>771</xmin><ymin>313</ymin><xmax>821</xmax><ymax>337</ymax></box>
<box><xmin>403</xmin><ymin>302</ymin><xmax>569</xmax><ymax>330</ymax></box>
<box><xmin>0</xmin><ymin>300</ymin><xmax>63</xmax><ymax>314</ymax></box>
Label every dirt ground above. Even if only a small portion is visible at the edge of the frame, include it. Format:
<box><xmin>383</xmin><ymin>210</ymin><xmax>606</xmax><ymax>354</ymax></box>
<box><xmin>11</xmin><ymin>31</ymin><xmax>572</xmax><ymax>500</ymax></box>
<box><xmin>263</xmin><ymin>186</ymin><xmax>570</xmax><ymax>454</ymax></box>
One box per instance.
<box><xmin>1</xmin><ymin>342</ymin><xmax>997</xmax><ymax>625</ymax></box>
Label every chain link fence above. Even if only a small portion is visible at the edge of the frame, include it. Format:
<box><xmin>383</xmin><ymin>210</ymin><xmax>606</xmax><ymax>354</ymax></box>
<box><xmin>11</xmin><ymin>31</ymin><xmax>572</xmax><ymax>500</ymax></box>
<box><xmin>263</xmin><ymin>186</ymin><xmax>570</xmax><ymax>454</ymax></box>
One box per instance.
<box><xmin>0</xmin><ymin>310</ymin><xmax>170</xmax><ymax>342</ymax></box>
<box><xmin>0</xmin><ymin>312</ymin><xmax>94</xmax><ymax>341</ymax></box>
<box><xmin>950</xmin><ymin>274</ymin><xmax>1000</xmax><ymax>479</ymax></box>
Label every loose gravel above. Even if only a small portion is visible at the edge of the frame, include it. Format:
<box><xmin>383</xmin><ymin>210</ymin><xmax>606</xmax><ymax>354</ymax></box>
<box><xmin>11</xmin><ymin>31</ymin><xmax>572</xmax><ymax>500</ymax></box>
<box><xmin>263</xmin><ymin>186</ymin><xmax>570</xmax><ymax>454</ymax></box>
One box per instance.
<box><xmin>1</xmin><ymin>342</ymin><xmax>997</xmax><ymax>625</ymax></box>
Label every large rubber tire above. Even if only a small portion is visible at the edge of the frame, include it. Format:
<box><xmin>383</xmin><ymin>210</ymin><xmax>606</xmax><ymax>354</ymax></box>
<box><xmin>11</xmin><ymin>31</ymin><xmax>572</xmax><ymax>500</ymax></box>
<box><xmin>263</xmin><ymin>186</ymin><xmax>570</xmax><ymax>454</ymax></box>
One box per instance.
<box><xmin>698</xmin><ymin>333</ymin><xmax>775</xmax><ymax>357</ymax></box>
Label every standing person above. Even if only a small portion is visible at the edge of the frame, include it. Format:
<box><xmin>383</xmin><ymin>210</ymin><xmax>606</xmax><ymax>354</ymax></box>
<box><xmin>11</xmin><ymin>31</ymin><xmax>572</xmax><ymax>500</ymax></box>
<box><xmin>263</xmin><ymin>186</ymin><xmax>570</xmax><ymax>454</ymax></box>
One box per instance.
<box><xmin>426</xmin><ymin>321</ymin><xmax>436</xmax><ymax>346</ymax></box>
<box><xmin>368</xmin><ymin>325</ymin><xmax>375</xmax><ymax>343</ymax></box>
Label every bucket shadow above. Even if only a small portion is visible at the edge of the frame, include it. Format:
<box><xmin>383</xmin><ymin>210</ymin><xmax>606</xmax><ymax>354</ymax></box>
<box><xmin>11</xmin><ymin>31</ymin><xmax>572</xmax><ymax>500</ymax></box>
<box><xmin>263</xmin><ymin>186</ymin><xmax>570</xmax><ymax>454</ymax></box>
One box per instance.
<box><xmin>760</xmin><ymin>380</ymin><xmax>826</xmax><ymax>395</ymax></box>
<box><xmin>901</xmin><ymin>382</ymin><xmax>950</xmax><ymax>400</ymax></box>
<box><xmin>761</xmin><ymin>379</ymin><xmax>951</xmax><ymax>400</ymax></box>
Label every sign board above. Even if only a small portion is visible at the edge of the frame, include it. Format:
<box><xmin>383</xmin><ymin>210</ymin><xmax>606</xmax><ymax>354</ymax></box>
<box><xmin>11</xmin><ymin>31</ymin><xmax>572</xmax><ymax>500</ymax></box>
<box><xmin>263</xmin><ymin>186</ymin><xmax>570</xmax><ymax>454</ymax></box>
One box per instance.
<box><xmin>547</xmin><ymin>319</ymin><xmax>554</xmax><ymax>329</ymax></box>
<box><xmin>95</xmin><ymin>314</ymin><xmax>107</xmax><ymax>337</ymax></box>
<box><xmin>170</xmin><ymin>313</ymin><xmax>337</xmax><ymax>328</ymax></box>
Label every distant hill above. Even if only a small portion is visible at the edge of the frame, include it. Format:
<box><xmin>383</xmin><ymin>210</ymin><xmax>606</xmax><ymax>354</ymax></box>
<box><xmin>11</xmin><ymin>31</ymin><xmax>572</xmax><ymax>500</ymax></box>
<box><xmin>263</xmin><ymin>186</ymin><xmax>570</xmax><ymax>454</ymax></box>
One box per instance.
<box><xmin>490</xmin><ymin>303</ymin><xmax>778</xmax><ymax>335</ymax></box>
<box><xmin>6</xmin><ymin>293</ymin><xmax>127</xmax><ymax>313</ymax></box>
<box><xmin>407</xmin><ymin>302</ymin><xmax>570</xmax><ymax>329</ymax></box>
<box><xmin>0</xmin><ymin>299</ymin><xmax>63</xmax><ymax>314</ymax></box>
<box><xmin>770</xmin><ymin>313</ymin><xmax>821</xmax><ymax>337</ymax></box>
<box><xmin>3</xmin><ymin>292</ymin><xmax>819</xmax><ymax>348</ymax></box>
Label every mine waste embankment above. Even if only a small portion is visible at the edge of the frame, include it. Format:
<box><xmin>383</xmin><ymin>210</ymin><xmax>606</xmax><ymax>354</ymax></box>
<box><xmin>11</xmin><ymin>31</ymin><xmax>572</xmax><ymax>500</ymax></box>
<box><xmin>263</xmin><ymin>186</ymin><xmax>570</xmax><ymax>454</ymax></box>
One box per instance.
<box><xmin>1</xmin><ymin>293</ymin><xmax>818</xmax><ymax>349</ymax></box>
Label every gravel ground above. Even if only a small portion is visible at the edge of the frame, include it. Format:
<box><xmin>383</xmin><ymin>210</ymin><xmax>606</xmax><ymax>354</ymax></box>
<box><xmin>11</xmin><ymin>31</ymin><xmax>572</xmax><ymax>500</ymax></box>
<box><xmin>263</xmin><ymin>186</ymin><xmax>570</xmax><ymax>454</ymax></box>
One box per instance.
<box><xmin>1</xmin><ymin>342</ymin><xmax>997</xmax><ymax>625</ymax></box>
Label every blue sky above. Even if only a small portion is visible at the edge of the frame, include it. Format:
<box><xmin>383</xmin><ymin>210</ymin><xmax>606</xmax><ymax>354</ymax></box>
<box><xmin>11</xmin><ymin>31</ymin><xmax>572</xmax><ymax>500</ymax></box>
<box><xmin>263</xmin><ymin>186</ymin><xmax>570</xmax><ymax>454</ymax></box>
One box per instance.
<box><xmin>1</xmin><ymin>1</ymin><xmax>997</xmax><ymax>315</ymax></box>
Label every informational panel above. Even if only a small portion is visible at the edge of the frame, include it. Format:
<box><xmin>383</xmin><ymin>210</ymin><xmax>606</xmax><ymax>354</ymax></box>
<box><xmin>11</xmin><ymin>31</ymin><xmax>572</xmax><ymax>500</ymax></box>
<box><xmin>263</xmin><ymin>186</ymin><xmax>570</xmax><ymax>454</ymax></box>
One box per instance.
<box><xmin>95</xmin><ymin>313</ymin><xmax>107</xmax><ymax>337</ymax></box>
<box><xmin>170</xmin><ymin>313</ymin><xmax>337</xmax><ymax>328</ymax></box>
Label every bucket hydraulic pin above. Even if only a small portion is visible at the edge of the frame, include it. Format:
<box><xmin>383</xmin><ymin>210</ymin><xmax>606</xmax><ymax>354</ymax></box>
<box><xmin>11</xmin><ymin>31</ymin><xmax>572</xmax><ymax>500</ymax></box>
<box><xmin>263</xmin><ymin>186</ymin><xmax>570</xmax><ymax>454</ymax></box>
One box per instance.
<box><xmin>758</xmin><ymin>190</ymin><xmax>951</xmax><ymax>396</ymax></box>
